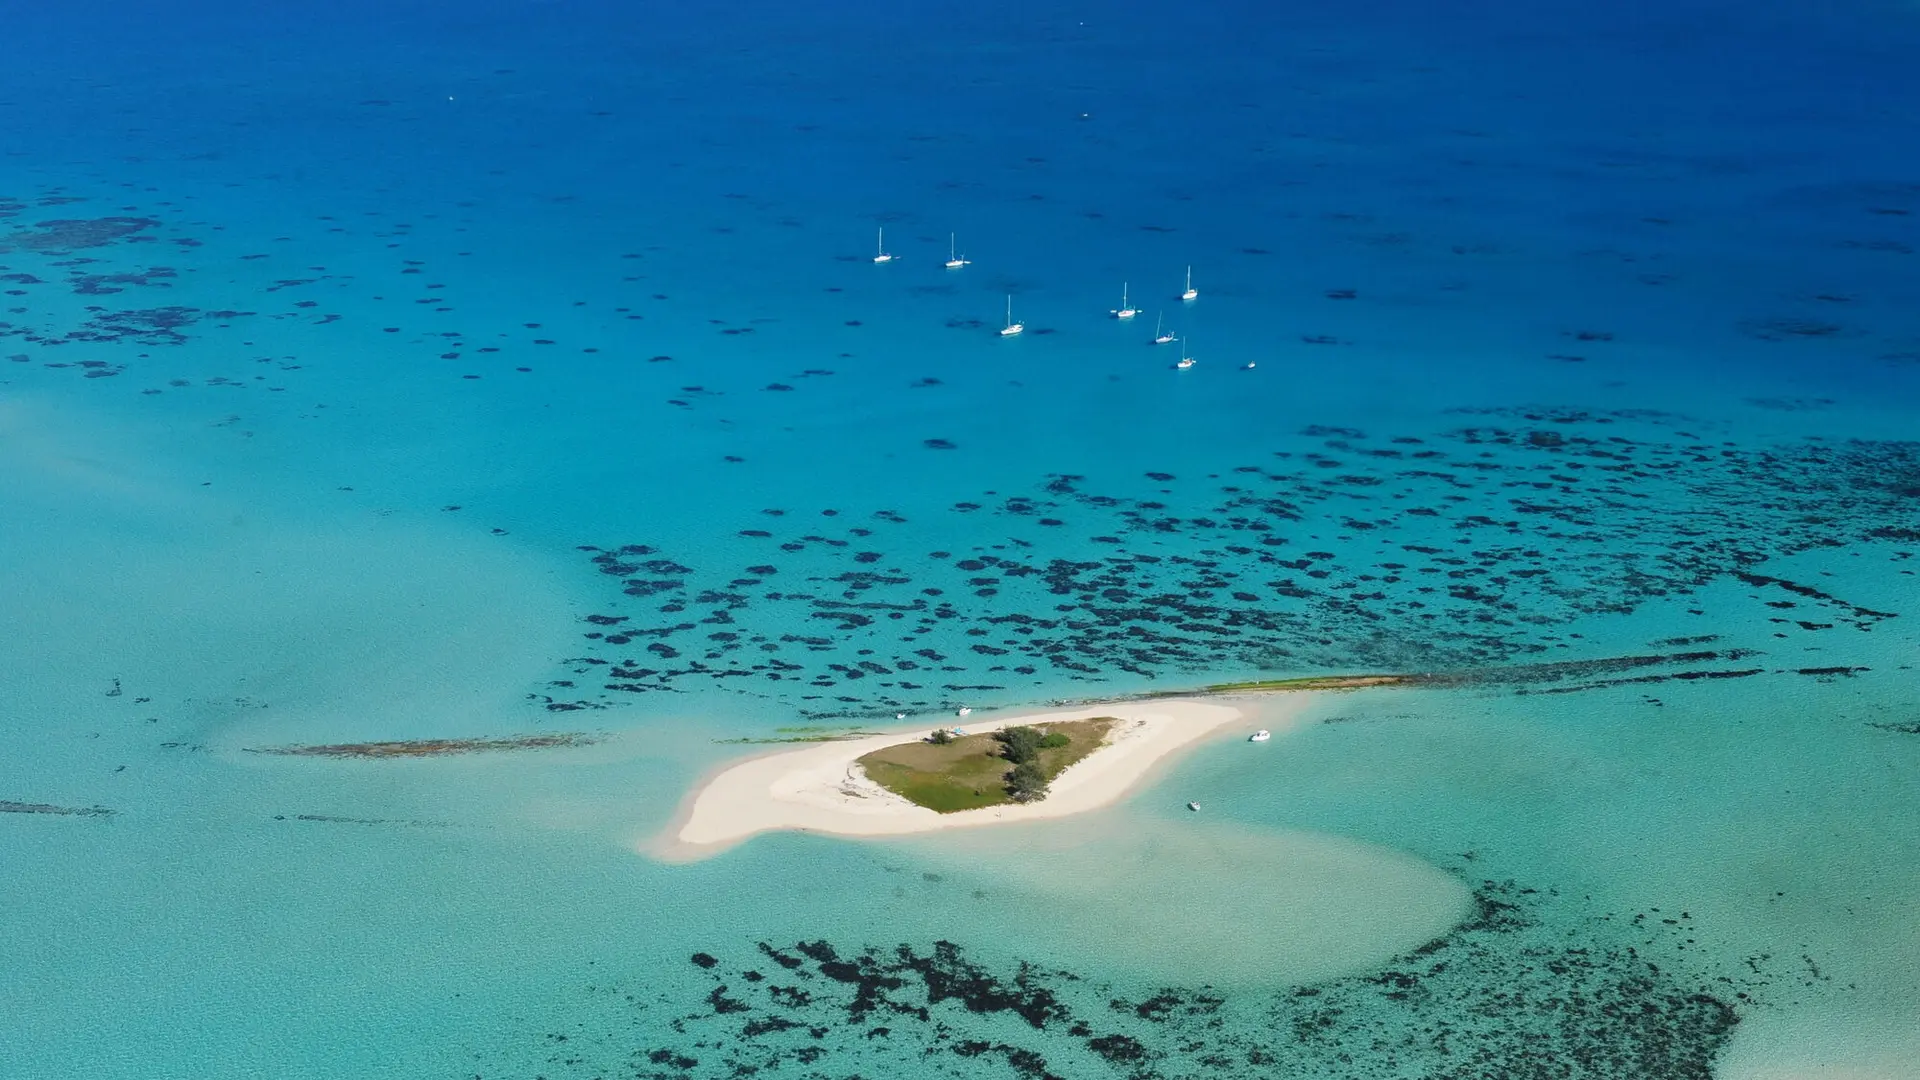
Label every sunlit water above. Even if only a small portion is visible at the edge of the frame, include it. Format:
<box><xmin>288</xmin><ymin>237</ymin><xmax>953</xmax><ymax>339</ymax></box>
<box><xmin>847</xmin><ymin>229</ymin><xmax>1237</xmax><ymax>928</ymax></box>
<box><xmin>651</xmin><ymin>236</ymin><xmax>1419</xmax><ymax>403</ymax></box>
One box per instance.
<box><xmin>3</xmin><ymin>0</ymin><xmax>1917</xmax><ymax>1076</ymax></box>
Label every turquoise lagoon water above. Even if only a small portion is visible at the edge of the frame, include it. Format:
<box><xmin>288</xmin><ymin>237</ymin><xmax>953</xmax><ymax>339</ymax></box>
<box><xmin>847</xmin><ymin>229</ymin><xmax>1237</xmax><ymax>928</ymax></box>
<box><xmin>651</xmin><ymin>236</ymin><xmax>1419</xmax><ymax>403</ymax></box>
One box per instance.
<box><xmin>3</xmin><ymin>0</ymin><xmax>1918</xmax><ymax>1075</ymax></box>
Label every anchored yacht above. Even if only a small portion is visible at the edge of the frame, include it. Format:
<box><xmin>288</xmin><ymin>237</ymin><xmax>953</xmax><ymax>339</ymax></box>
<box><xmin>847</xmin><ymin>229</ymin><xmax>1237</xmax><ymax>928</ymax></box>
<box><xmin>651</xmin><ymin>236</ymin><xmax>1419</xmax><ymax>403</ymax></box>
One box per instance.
<box><xmin>998</xmin><ymin>295</ymin><xmax>1024</xmax><ymax>337</ymax></box>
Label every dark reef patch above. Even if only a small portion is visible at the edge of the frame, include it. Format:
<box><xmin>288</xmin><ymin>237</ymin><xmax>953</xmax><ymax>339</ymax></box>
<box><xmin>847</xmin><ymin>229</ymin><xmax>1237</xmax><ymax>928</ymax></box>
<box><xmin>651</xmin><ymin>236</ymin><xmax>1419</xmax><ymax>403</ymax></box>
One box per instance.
<box><xmin>564</xmin><ymin>409</ymin><xmax>1912</xmax><ymax>718</ymax></box>
<box><xmin>0</xmin><ymin>800</ymin><xmax>115</xmax><ymax>817</ymax></box>
<box><xmin>5</xmin><ymin>194</ymin><xmax>1903</xmax><ymax>726</ymax></box>
<box><xmin>0</xmin><ymin>216</ymin><xmax>159</xmax><ymax>253</ymax></box>
<box><xmin>493</xmin><ymin>879</ymin><xmax>1752</xmax><ymax>1079</ymax></box>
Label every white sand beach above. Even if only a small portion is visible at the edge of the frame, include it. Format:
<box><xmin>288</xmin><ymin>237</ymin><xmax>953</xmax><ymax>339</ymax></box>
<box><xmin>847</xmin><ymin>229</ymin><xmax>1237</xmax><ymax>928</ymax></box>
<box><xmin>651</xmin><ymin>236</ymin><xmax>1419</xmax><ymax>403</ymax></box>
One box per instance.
<box><xmin>653</xmin><ymin>696</ymin><xmax>1317</xmax><ymax>860</ymax></box>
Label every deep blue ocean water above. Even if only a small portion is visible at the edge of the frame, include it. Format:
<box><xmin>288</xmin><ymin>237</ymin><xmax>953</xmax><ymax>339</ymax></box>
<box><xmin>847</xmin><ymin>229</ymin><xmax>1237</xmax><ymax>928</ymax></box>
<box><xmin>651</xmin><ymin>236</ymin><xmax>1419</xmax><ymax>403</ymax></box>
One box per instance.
<box><xmin>2</xmin><ymin>0</ymin><xmax>1918</xmax><ymax>1076</ymax></box>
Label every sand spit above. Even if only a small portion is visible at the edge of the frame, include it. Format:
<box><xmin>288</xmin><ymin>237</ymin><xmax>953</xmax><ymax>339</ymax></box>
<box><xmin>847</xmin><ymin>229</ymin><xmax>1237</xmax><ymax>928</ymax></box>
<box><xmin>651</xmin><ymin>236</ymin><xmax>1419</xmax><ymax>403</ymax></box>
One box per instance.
<box><xmin>654</xmin><ymin>696</ymin><xmax>1314</xmax><ymax>861</ymax></box>
<box><xmin>243</xmin><ymin>733</ymin><xmax>601</xmax><ymax>758</ymax></box>
<box><xmin>0</xmin><ymin>800</ymin><xmax>115</xmax><ymax>817</ymax></box>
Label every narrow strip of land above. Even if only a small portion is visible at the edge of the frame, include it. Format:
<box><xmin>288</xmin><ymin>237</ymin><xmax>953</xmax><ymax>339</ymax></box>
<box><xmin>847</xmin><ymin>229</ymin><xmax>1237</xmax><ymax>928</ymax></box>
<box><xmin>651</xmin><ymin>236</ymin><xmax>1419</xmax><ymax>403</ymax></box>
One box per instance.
<box><xmin>243</xmin><ymin>733</ymin><xmax>600</xmax><ymax>758</ymax></box>
<box><xmin>1</xmin><ymin>800</ymin><xmax>115</xmax><ymax>817</ymax></box>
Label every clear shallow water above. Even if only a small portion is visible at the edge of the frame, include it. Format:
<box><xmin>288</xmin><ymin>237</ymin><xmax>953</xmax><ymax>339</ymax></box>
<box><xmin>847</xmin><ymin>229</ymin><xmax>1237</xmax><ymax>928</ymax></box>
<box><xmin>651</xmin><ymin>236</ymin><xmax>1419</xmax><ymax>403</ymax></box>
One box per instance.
<box><xmin>2</xmin><ymin>0</ymin><xmax>1918</xmax><ymax>1076</ymax></box>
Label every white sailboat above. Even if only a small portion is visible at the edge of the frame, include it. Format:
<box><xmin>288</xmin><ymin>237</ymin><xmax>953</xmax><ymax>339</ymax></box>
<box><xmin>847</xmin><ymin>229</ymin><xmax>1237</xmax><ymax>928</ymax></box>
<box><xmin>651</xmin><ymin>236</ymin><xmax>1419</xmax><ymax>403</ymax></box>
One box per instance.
<box><xmin>1152</xmin><ymin>311</ymin><xmax>1175</xmax><ymax>345</ymax></box>
<box><xmin>1111</xmin><ymin>282</ymin><xmax>1139</xmax><ymax>320</ymax></box>
<box><xmin>1180</xmin><ymin>265</ymin><xmax>1198</xmax><ymax>301</ymax></box>
<box><xmin>944</xmin><ymin>233</ymin><xmax>969</xmax><ymax>269</ymax></box>
<box><xmin>1175</xmin><ymin>337</ymin><xmax>1195</xmax><ymax>369</ymax></box>
<box><xmin>998</xmin><ymin>295</ymin><xmax>1024</xmax><ymax>337</ymax></box>
<box><xmin>873</xmin><ymin>226</ymin><xmax>894</xmax><ymax>264</ymax></box>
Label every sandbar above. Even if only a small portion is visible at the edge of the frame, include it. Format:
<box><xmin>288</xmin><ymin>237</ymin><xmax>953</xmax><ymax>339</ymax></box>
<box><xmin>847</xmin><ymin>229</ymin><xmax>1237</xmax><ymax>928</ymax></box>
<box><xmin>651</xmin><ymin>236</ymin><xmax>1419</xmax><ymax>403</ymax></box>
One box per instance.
<box><xmin>653</xmin><ymin>696</ymin><xmax>1313</xmax><ymax>861</ymax></box>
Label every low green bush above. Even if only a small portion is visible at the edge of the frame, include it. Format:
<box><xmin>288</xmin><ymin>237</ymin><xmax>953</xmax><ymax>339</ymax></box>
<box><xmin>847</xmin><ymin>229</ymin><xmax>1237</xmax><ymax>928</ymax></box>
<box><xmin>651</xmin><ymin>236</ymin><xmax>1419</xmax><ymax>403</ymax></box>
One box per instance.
<box><xmin>995</xmin><ymin>725</ymin><xmax>1045</xmax><ymax>764</ymax></box>
<box><xmin>1006</xmin><ymin>761</ymin><xmax>1050</xmax><ymax>802</ymax></box>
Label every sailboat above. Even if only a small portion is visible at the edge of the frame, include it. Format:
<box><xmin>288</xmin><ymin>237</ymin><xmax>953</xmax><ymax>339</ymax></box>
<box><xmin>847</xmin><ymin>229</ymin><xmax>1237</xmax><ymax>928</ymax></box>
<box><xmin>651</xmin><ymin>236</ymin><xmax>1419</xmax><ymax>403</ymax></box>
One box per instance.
<box><xmin>998</xmin><ymin>295</ymin><xmax>1025</xmax><ymax>337</ymax></box>
<box><xmin>1175</xmin><ymin>337</ymin><xmax>1195</xmax><ymax>368</ymax></box>
<box><xmin>1152</xmin><ymin>311</ymin><xmax>1175</xmax><ymax>345</ymax></box>
<box><xmin>1180</xmin><ymin>265</ymin><xmax>1198</xmax><ymax>301</ymax></box>
<box><xmin>944</xmin><ymin>233</ymin><xmax>969</xmax><ymax>269</ymax></box>
<box><xmin>873</xmin><ymin>227</ymin><xmax>894</xmax><ymax>264</ymax></box>
<box><xmin>1111</xmin><ymin>282</ymin><xmax>1139</xmax><ymax>320</ymax></box>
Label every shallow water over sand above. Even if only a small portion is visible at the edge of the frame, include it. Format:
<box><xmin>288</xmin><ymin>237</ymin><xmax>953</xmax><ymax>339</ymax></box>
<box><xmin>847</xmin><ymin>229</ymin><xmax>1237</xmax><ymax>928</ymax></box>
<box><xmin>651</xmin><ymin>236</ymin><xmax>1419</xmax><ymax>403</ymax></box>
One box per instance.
<box><xmin>3</xmin><ymin>0</ymin><xmax>1918</xmax><ymax>1075</ymax></box>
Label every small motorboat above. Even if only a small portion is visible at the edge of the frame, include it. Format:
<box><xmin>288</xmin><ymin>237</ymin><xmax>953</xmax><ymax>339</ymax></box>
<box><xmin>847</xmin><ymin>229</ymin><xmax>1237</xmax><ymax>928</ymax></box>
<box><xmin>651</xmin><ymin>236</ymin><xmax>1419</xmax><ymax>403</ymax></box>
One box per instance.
<box><xmin>1186</xmin><ymin>801</ymin><xmax>1202</xmax><ymax>812</ymax></box>
<box><xmin>1242</xmin><ymin>361</ymin><xmax>1257</xmax><ymax>370</ymax></box>
<box><xmin>957</xmin><ymin>706</ymin><xmax>973</xmax><ymax>717</ymax></box>
<box><xmin>1249</xmin><ymin>729</ymin><xmax>1271</xmax><ymax>742</ymax></box>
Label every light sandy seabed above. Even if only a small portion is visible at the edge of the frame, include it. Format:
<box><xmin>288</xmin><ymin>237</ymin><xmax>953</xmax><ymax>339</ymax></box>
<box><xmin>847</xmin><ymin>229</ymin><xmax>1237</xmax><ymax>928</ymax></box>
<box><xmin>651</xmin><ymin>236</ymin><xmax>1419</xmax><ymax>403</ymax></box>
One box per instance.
<box><xmin>652</xmin><ymin>696</ymin><xmax>1313</xmax><ymax>860</ymax></box>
